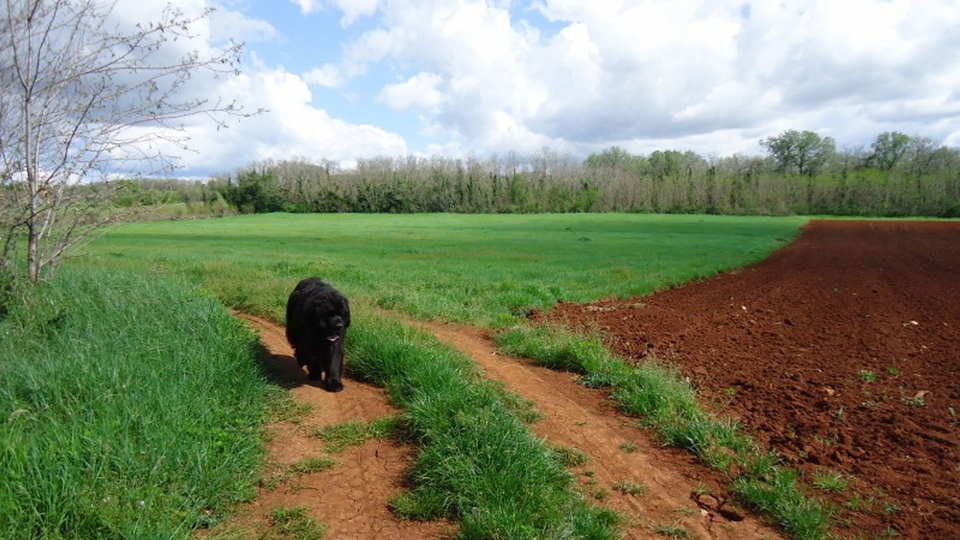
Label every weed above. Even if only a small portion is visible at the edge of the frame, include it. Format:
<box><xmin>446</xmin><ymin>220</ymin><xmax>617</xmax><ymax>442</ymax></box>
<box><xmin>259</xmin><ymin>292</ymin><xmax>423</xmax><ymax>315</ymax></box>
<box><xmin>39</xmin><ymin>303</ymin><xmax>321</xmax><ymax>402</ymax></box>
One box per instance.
<box><xmin>812</xmin><ymin>471</ymin><xmax>849</xmax><ymax>492</ymax></box>
<box><xmin>900</xmin><ymin>390</ymin><xmax>927</xmax><ymax>407</ymax></box>
<box><xmin>368</xmin><ymin>415</ymin><xmax>402</xmax><ymax>439</ymax></box>
<box><xmin>388</xmin><ymin>491</ymin><xmax>448</xmax><ymax>521</ymax></box>
<box><xmin>259</xmin><ymin>455</ymin><xmax>338</xmax><ymax>491</ymax></box>
<box><xmin>815</xmin><ymin>435</ymin><xmax>835</xmax><ymax>446</ymax></box>
<box><xmin>310</xmin><ymin>416</ymin><xmax>398</xmax><ymax>453</ymax></box>
<box><xmin>593</xmin><ymin>489</ymin><xmax>609</xmax><ymax>500</ymax></box>
<box><xmin>613</xmin><ymin>481</ymin><xmax>647</xmax><ymax>496</ymax></box>
<box><xmin>858</xmin><ymin>370</ymin><xmax>876</xmax><ymax>383</ymax></box>
<box><xmin>654</xmin><ymin>523</ymin><xmax>690</xmax><ymax>538</ymax></box>
<box><xmin>619</xmin><ymin>441</ymin><xmax>639</xmax><ymax>453</ymax></box>
<box><xmin>551</xmin><ymin>445</ymin><xmax>590</xmax><ymax>468</ymax></box>
<box><xmin>267</xmin><ymin>506</ymin><xmax>326</xmax><ymax>540</ymax></box>
<box><xmin>843</xmin><ymin>494</ymin><xmax>876</xmax><ymax>513</ymax></box>
<box><xmin>266</xmin><ymin>389</ymin><xmax>313</xmax><ymax>424</ymax></box>
<box><xmin>732</xmin><ymin>468</ymin><xmax>832</xmax><ymax>540</ymax></box>
<box><xmin>289</xmin><ymin>456</ymin><xmax>337</xmax><ymax>475</ymax></box>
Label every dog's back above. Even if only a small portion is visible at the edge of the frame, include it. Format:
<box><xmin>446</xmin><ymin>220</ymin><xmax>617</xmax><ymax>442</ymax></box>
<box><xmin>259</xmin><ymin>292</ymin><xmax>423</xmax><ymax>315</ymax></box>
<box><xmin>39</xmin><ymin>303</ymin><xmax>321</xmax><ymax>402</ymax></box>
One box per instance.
<box><xmin>285</xmin><ymin>276</ymin><xmax>324</xmax><ymax>348</ymax></box>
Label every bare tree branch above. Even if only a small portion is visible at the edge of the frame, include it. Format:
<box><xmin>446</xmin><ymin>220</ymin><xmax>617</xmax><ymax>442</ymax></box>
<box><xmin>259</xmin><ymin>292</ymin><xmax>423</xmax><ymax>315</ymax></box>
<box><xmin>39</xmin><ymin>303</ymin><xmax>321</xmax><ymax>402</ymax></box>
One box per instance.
<box><xmin>0</xmin><ymin>0</ymin><xmax>260</xmax><ymax>281</ymax></box>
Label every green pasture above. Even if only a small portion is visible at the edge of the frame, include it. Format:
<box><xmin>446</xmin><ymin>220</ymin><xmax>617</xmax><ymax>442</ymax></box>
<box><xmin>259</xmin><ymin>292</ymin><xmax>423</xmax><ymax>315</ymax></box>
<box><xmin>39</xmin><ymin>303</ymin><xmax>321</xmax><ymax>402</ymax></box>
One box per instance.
<box><xmin>80</xmin><ymin>213</ymin><xmax>807</xmax><ymax>326</ymax></box>
<box><xmin>3</xmin><ymin>212</ymin><xmax>830</xmax><ymax>540</ymax></box>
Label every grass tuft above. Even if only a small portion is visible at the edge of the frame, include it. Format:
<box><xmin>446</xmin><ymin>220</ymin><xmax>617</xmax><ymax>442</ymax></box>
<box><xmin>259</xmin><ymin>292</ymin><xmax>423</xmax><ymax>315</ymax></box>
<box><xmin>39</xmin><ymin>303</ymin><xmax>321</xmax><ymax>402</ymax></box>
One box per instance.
<box><xmin>733</xmin><ymin>468</ymin><xmax>832</xmax><ymax>540</ymax></box>
<box><xmin>310</xmin><ymin>416</ymin><xmax>400</xmax><ymax>453</ymax></box>
<box><xmin>550</xmin><ymin>445</ymin><xmax>591</xmax><ymax>468</ymax></box>
<box><xmin>613</xmin><ymin>481</ymin><xmax>648</xmax><ymax>496</ymax></box>
<box><xmin>289</xmin><ymin>456</ymin><xmax>337</xmax><ymax>475</ymax></box>
<box><xmin>654</xmin><ymin>523</ymin><xmax>691</xmax><ymax>538</ymax></box>
<box><xmin>267</xmin><ymin>506</ymin><xmax>326</xmax><ymax>540</ymax></box>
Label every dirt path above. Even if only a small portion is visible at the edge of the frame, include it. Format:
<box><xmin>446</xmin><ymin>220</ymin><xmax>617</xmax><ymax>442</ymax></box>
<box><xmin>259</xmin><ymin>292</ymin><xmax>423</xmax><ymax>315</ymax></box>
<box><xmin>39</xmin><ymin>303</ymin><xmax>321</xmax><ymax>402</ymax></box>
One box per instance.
<box><xmin>214</xmin><ymin>313</ymin><xmax>454</xmax><ymax>540</ymax></box>
<box><xmin>545</xmin><ymin>220</ymin><xmax>960</xmax><ymax>539</ymax></box>
<box><xmin>421</xmin><ymin>322</ymin><xmax>785</xmax><ymax>540</ymax></box>
<box><xmin>217</xmin><ymin>312</ymin><xmax>783</xmax><ymax>540</ymax></box>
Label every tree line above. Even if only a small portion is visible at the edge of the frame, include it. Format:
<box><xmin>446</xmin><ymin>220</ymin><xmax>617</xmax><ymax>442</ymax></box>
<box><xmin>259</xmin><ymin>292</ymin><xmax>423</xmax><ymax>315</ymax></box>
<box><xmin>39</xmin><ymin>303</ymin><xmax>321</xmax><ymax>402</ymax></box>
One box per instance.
<box><xmin>203</xmin><ymin>130</ymin><xmax>960</xmax><ymax>217</ymax></box>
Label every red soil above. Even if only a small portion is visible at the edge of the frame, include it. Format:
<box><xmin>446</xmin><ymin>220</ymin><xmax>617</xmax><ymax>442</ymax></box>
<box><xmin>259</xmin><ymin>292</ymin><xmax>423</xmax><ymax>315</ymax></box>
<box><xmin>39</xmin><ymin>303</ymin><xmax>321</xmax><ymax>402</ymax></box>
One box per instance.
<box><xmin>545</xmin><ymin>220</ymin><xmax>960</xmax><ymax>539</ymax></box>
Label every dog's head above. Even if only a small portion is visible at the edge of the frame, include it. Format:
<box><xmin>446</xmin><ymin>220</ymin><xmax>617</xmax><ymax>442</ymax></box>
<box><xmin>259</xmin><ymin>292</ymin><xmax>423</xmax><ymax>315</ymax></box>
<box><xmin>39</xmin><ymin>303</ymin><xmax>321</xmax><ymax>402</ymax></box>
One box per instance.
<box><xmin>306</xmin><ymin>294</ymin><xmax>350</xmax><ymax>344</ymax></box>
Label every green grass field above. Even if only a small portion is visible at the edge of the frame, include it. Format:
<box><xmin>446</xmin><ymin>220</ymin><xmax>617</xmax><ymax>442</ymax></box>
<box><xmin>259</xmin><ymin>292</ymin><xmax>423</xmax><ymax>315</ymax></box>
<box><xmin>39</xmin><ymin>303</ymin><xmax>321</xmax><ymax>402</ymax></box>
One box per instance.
<box><xmin>3</xmin><ymin>213</ymin><xmax>818</xmax><ymax>539</ymax></box>
<box><xmin>0</xmin><ymin>267</ymin><xmax>270</xmax><ymax>538</ymax></box>
<box><xmin>81</xmin><ymin>213</ymin><xmax>807</xmax><ymax>326</ymax></box>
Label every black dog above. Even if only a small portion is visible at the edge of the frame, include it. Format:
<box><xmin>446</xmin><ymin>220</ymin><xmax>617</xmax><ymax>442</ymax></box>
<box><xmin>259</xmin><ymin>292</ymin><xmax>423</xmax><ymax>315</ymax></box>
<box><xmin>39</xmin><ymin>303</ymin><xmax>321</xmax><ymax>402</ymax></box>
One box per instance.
<box><xmin>286</xmin><ymin>277</ymin><xmax>351</xmax><ymax>392</ymax></box>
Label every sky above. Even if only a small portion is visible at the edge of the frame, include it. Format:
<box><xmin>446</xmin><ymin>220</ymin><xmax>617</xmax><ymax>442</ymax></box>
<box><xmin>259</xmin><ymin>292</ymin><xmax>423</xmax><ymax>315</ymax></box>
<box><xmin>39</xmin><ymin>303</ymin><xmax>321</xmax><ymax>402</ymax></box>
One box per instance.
<box><xmin>111</xmin><ymin>0</ymin><xmax>960</xmax><ymax>177</ymax></box>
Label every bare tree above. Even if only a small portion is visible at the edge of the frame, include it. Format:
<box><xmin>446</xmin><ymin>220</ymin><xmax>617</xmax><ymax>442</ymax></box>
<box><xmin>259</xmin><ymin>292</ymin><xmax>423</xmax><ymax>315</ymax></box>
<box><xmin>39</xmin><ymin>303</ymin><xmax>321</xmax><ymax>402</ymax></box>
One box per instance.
<box><xmin>0</xmin><ymin>0</ymin><xmax>256</xmax><ymax>281</ymax></box>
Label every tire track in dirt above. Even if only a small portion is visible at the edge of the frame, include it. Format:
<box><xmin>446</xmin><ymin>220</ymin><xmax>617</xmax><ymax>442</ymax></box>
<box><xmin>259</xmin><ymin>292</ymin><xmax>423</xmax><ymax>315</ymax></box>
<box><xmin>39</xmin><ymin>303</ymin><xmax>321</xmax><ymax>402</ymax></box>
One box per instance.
<box><xmin>420</xmin><ymin>322</ymin><xmax>785</xmax><ymax>540</ymax></box>
<box><xmin>205</xmin><ymin>313</ymin><xmax>454</xmax><ymax>540</ymax></box>
<box><xmin>218</xmin><ymin>312</ymin><xmax>784</xmax><ymax>539</ymax></box>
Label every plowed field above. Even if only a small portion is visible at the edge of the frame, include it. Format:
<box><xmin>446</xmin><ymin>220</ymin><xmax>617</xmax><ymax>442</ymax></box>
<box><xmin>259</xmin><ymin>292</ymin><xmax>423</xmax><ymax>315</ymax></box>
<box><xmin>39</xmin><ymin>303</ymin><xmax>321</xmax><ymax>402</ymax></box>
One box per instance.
<box><xmin>546</xmin><ymin>220</ymin><xmax>960</xmax><ymax>539</ymax></box>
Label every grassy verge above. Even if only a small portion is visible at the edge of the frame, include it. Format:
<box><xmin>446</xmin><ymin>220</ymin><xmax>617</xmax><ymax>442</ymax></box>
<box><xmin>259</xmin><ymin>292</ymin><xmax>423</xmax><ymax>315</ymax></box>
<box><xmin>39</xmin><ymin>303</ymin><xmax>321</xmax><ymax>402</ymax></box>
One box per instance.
<box><xmin>347</xmin><ymin>313</ymin><xmax>620</xmax><ymax>540</ymax></box>
<box><xmin>496</xmin><ymin>325</ymin><xmax>833</xmax><ymax>540</ymax></box>
<box><xmin>0</xmin><ymin>267</ymin><xmax>270</xmax><ymax>538</ymax></box>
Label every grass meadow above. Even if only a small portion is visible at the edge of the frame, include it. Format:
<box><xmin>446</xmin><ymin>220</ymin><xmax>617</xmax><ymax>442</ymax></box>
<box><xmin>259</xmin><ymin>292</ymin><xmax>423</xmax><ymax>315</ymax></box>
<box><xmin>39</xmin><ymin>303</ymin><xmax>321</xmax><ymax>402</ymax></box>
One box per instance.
<box><xmin>80</xmin><ymin>213</ymin><xmax>807</xmax><ymax>326</ymax></box>
<box><xmin>2</xmin><ymin>213</ymin><xmax>820</xmax><ymax>539</ymax></box>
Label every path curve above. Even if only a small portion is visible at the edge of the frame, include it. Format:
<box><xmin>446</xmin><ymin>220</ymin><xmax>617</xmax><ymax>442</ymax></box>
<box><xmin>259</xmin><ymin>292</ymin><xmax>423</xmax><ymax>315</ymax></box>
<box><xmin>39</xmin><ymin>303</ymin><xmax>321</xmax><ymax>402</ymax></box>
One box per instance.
<box><xmin>219</xmin><ymin>311</ymin><xmax>785</xmax><ymax>539</ymax></box>
<box><xmin>420</xmin><ymin>322</ymin><xmax>786</xmax><ymax>540</ymax></box>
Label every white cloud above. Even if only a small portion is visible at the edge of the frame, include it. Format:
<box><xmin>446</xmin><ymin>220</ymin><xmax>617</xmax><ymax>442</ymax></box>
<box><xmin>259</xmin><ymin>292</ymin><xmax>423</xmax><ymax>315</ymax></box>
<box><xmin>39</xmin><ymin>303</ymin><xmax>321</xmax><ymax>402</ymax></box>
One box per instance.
<box><xmin>377</xmin><ymin>72</ymin><xmax>445</xmax><ymax>111</ymax></box>
<box><xmin>290</xmin><ymin>0</ymin><xmax>322</xmax><ymax>15</ymax></box>
<box><xmin>178</xmin><ymin>68</ymin><xmax>408</xmax><ymax>172</ymax></box>
<box><xmin>208</xmin><ymin>7</ymin><xmax>278</xmax><ymax>44</ymax></box>
<box><xmin>87</xmin><ymin>0</ymin><xmax>411</xmax><ymax>175</ymax></box>
<box><xmin>302</xmin><ymin>64</ymin><xmax>345</xmax><ymax>88</ymax></box>
<box><xmin>99</xmin><ymin>0</ymin><xmax>960</xmax><ymax>176</ymax></box>
<box><xmin>288</xmin><ymin>0</ymin><xmax>382</xmax><ymax>25</ymax></box>
<box><xmin>332</xmin><ymin>0</ymin><xmax>382</xmax><ymax>26</ymax></box>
